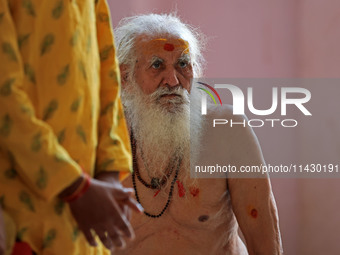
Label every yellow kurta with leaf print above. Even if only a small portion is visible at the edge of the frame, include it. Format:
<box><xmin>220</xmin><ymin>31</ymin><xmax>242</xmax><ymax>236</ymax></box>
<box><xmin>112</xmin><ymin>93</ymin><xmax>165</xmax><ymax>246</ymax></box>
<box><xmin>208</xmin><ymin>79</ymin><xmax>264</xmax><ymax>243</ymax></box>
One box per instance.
<box><xmin>0</xmin><ymin>0</ymin><xmax>131</xmax><ymax>254</ymax></box>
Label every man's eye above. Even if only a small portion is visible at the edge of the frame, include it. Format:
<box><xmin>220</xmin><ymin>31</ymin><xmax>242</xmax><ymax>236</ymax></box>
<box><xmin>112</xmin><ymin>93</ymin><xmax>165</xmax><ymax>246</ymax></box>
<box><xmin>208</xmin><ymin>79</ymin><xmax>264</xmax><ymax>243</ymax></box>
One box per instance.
<box><xmin>151</xmin><ymin>61</ymin><xmax>162</xmax><ymax>69</ymax></box>
<box><xmin>178</xmin><ymin>61</ymin><xmax>188</xmax><ymax>68</ymax></box>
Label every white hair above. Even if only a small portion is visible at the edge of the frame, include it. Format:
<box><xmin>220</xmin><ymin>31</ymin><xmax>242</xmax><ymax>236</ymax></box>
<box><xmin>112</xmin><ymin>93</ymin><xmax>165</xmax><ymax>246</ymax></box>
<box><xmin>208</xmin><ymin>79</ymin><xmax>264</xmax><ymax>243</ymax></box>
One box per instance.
<box><xmin>114</xmin><ymin>13</ymin><xmax>206</xmax><ymax>77</ymax></box>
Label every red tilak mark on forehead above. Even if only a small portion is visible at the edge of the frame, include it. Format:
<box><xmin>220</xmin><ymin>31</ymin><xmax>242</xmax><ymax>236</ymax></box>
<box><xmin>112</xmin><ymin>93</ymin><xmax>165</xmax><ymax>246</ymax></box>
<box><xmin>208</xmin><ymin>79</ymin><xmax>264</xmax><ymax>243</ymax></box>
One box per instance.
<box><xmin>164</xmin><ymin>43</ymin><xmax>175</xmax><ymax>51</ymax></box>
<box><xmin>250</xmin><ymin>209</ymin><xmax>258</xmax><ymax>218</ymax></box>
<box><xmin>190</xmin><ymin>187</ymin><xmax>199</xmax><ymax>197</ymax></box>
<box><xmin>176</xmin><ymin>180</ymin><xmax>186</xmax><ymax>197</ymax></box>
<box><xmin>153</xmin><ymin>190</ymin><xmax>160</xmax><ymax>197</ymax></box>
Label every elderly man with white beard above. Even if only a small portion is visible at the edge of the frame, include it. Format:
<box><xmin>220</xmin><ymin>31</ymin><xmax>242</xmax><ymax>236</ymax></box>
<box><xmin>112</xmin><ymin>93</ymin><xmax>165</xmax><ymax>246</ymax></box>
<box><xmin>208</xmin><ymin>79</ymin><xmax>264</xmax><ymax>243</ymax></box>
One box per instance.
<box><xmin>113</xmin><ymin>14</ymin><xmax>283</xmax><ymax>255</ymax></box>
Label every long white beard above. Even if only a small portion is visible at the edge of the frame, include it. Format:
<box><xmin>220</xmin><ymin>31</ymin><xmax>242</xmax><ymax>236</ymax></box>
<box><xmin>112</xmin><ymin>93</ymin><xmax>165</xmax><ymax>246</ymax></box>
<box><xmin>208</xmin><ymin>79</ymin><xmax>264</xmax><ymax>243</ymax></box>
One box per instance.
<box><xmin>121</xmin><ymin>79</ymin><xmax>202</xmax><ymax>181</ymax></box>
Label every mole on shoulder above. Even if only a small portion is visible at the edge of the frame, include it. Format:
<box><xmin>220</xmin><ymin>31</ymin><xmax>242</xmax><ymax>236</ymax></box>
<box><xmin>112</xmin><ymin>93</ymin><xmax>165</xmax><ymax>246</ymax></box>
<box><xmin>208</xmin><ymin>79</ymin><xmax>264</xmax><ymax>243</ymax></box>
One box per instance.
<box><xmin>198</xmin><ymin>215</ymin><xmax>209</xmax><ymax>222</ymax></box>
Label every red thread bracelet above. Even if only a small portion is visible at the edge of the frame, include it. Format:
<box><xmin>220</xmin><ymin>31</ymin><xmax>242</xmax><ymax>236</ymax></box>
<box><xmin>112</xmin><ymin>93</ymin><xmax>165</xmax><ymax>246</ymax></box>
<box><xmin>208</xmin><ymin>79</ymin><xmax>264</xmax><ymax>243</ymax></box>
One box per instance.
<box><xmin>62</xmin><ymin>173</ymin><xmax>91</xmax><ymax>203</ymax></box>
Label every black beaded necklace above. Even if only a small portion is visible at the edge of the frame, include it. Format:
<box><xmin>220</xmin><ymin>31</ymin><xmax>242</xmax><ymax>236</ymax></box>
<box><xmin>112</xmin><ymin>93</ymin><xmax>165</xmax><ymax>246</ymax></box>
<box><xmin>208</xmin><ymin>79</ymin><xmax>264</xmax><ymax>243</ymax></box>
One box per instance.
<box><xmin>136</xmin><ymin>145</ymin><xmax>177</xmax><ymax>189</ymax></box>
<box><xmin>130</xmin><ymin>131</ymin><xmax>182</xmax><ymax>218</ymax></box>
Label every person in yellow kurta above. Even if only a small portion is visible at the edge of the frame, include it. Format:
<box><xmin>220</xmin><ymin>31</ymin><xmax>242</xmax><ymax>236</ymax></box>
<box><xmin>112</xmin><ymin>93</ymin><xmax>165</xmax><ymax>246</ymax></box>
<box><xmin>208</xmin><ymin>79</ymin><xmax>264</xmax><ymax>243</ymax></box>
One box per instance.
<box><xmin>0</xmin><ymin>0</ymin><xmax>142</xmax><ymax>254</ymax></box>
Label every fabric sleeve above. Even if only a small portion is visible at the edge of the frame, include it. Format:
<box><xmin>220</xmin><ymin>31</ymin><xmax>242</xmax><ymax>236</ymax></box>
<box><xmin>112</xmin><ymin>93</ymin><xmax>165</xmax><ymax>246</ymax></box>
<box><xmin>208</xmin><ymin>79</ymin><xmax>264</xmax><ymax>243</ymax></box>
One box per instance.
<box><xmin>0</xmin><ymin>1</ymin><xmax>82</xmax><ymax>201</ymax></box>
<box><xmin>94</xmin><ymin>0</ymin><xmax>132</xmax><ymax>181</ymax></box>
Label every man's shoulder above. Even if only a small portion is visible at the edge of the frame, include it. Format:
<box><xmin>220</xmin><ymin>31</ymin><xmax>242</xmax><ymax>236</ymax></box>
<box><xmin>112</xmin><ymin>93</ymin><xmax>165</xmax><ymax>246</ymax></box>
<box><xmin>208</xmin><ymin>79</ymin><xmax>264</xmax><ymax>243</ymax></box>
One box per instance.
<box><xmin>200</xmin><ymin>103</ymin><xmax>263</xmax><ymax>164</ymax></box>
<box><xmin>203</xmin><ymin>103</ymin><xmax>250</xmax><ymax>134</ymax></box>
<box><xmin>205</xmin><ymin>104</ymin><xmax>247</xmax><ymax>122</ymax></box>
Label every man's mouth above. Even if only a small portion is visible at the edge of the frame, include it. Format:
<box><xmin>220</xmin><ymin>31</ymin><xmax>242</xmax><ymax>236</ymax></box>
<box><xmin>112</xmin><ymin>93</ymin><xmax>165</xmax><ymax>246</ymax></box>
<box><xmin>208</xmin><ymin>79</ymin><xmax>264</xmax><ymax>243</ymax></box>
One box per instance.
<box><xmin>159</xmin><ymin>93</ymin><xmax>182</xmax><ymax>99</ymax></box>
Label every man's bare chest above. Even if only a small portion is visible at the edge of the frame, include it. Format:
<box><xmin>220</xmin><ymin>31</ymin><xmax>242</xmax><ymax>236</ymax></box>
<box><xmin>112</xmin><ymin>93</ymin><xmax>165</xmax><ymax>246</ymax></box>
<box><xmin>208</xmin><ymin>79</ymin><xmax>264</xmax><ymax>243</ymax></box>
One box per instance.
<box><xmin>119</xmin><ymin>176</ymin><xmax>238</xmax><ymax>255</ymax></box>
<box><xmin>123</xmin><ymin>176</ymin><xmax>233</xmax><ymax>230</ymax></box>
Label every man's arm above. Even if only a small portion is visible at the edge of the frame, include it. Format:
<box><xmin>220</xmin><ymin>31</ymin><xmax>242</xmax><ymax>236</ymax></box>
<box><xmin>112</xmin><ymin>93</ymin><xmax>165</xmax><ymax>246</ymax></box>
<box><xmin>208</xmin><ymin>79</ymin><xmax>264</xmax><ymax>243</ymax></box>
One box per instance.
<box><xmin>65</xmin><ymin>1</ymin><xmax>141</xmax><ymax>251</ymax></box>
<box><xmin>225</xmin><ymin>114</ymin><xmax>283</xmax><ymax>255</ymax></box>
<box><xmin>94</xmin><ymin>0</ymin><xmax>132</xmax><ymax>180</ymax></box>
<box><xmin>0</xmin><ymin>0</ymin><xmax>82</xmax><ymax>201</ymax></box>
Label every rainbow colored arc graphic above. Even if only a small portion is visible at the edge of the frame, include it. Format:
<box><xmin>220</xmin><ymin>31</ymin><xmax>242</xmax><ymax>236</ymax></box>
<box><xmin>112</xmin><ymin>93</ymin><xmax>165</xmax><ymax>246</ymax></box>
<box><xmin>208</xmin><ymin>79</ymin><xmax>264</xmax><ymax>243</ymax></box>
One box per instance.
<box><xmin>197</xmin><ymin>82</ymin><xmax>223</xmax><ymax>105</ymax></box>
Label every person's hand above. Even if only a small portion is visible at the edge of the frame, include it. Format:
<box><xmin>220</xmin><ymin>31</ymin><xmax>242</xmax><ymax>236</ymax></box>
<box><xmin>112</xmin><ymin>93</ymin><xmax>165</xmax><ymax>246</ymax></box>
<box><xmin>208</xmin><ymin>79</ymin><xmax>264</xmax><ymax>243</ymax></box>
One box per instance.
<box><xmin>60</xmin><ymin>176</ymin><xmax>143</xmax><ymax>253</ymax></box>
<box><xmin>0</xmin><ymin>208</ymin><xmax>6</xmax><ymax>255</ymax></box>
<box><xmin>95</xmin><ymin>172</ymin><xmax>136</xmax><ymax>222</ymax></box>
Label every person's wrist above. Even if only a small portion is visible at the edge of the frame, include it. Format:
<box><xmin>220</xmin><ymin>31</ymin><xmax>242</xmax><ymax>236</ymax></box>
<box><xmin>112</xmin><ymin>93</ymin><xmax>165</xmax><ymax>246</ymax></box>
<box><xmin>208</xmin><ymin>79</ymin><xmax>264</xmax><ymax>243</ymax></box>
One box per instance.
<box><xmin>95</xmin><ymin>171</ymin><xmax>119</xmax><ymax>183</ymax></box>
<box><xmin>59</xmin><ymin>173</ymin><xmax>91</xmax><ymax>203</ymax></box>
<box><xmin>58</xmin><ymin>174</ymin><xmax>85</xmax><ymax>199</ymax></box>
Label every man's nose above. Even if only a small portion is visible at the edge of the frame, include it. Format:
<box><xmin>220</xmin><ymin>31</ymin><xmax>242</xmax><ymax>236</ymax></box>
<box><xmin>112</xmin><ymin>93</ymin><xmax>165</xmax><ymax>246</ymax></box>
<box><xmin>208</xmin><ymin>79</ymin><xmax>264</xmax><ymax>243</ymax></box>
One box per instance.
<box><xmin>163</xmin><ymin>68</ymin><xmax>179</xmax><ymax>88</ymax></box>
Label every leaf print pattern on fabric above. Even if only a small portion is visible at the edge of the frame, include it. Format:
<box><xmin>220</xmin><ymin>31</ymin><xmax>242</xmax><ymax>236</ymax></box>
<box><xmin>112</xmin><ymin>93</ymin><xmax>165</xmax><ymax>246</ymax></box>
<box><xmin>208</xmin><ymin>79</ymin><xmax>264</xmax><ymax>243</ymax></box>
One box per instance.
<box><xmin>78</xmin><ymin>61</ymin><xmax>87</xmax><ymax>80</ymax></box>
<box><xmin>36</xmin><ymin>167</ymin><xmax>48</xmax><ymax>189</ymax></box>
<box><xmin>42</xmin><ymin>229</ymin><xmax>57</xmax><ymax>249</ymax></box>
<box><xmin>18</xmin><ymin>34</ymin><xmax>31</xmax><ymax>49</ymax></box>
<box><xmin>117</xmin><ymin>113</ymin><xmax>122</xmax><ymax>124</ymax></box>
<box><xmin>43</xmin><ymin>100</ymin><xmax>58</xmax><ymax>121</ymax></box>
<box><xmin>70</xmin><ymin>97</ymin><xmax>82</xmax><ymax>112</ymax></box>
<box><xmin>0</xmin><ymin>78</ymin><xmax>15</xmax><ymax>96</ymax></box>
<box><xmin>0</xmin><ymin>114</ymin><xmax>12</xmax><ymax>137</ymax></box>
<box><xmin>112</xmin><ymin>138</ymin><xmax>119</xmax><ymax>146</ymax></box>
<box><xmin>19</xmin><ymin>191</ymin><xmax>35</xmax><ymax>212</ymax></box>
<box><xmin>100</xmin><ymin>45</ymin><xmax>113</xmax><ymax>62</ymax></box>
<box><xmin>21</xmin><ymin>105</ymin><xmax>33</xmax><ymax>116</ymax></box>
<box><xmin>76</xmin><ymin>125</ymin><xmax>87</xmax><ymax>144</ymax></box>
<box><xmin>54</xmin><ymin>200</ymin><xmax>65</xmax><ymax>215</ymax></box>
<box><xmin>100</xmin><ymin>101</ymin><xmax>114</xmax><ymax>116</ymax></box>
<box><xmin>24</xmin><ymin>63</ymin><xmax>36</xmax><ymax>84</ymax></box>
<box><xmin>100</xmin><ymin>159</ymin><xmax>114</xmax><ymax>171</ymax></box>
<box><xmin>22</xmin><ymin>0</ymin><xmax>36</xmax><ymax>17</ymax></box>
<box><xmin>97</xmin><ymin>12</ymin><xmax>109</xmax><ymax>22</ymax></box>
<box><xmin>57</xmin><ymin>129</ymin><xmax>65</xmax><ymax>144</ymax></box>
<box><xmin>52</xmin><ymin>0</ymin><xmax>64</xmax><ymax>19</ymax></box>
<box><xmin>70</xmin><ymin>30</ymin><xmax>79</xmax><ymax>47</ymax></box>
<box><xmin>108</xmin><ymin>69</ymin><xmax>118</xmax><ymax>81</ymax></box>
<box><xmin>5</xmin><ymin>168</ymin><xmax>17</xmax><ymax>179</ymax></box>
<box><xmin>2</xmin><ymin>42</ymin><xmax>18</xmax><ymax>62</ymax></box>
<box><xmin>72</xmin><ymin>227</ymin><xmax>79</xmax><ymax>242</ymax></box>
<box><xmin>57</xmin><ymin>64</ymin><xmax>69</xmax><ymax>85</ymax></box>
<box><xmin>31</xmin><ymin>133</ymin><xmax>42</xmax><ymax>152</ymax></box>
<box><xmin>40</xmin><ymin>34</ymin><xmax>55</xmax><ymax>56</ymax></box>
<box><xmin>17</xmin><ymin>227</ymin><xmax>28</xmax><ymax>241</ymax></box>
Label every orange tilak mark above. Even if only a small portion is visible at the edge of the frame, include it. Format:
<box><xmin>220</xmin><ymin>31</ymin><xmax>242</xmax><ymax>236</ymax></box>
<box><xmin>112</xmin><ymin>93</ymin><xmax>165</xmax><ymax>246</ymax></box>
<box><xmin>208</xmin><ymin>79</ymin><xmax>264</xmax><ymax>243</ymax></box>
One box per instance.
<box><xmin>250</xmin><ymin>208</ymin><xmax>258</xmax><ymax>218</ymax></box>
<box><xmin>164</xmin><ymin>43</ymin><xmax>175</xmax><ymax>51</ymax></box>
<box><xmin>149</xmin><ymin>38</ymin><xmax>190</xmax><ymax>54</ymax></box>
<box><xmin>153</xmin><ymin>38</ymin><xmax>167</xmax><ymax>42</ymax></box>
<box><xmin>190</xmin><ymin>187</ymin><xmax>200</xmax><ymax>197</ymax></box>
<box><xmin>176</xmin><ymin>180</ymin><xmax>186</xmax><ymax>197</ymax></box>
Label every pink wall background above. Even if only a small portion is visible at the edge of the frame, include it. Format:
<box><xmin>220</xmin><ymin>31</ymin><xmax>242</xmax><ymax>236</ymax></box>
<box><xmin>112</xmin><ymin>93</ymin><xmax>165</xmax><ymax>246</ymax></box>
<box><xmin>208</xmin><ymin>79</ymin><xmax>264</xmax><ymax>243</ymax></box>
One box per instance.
<box><xmin>108</xmin><ymin>1</ymin><xmax>340</xmax><ymax>254</ymax></box>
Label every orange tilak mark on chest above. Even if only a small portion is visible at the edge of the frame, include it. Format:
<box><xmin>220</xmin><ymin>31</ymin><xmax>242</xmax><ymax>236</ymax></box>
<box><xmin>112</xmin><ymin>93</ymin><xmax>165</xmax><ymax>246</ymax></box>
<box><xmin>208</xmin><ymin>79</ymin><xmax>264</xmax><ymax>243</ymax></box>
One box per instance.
<box><xmin>250</xmin><ymin>208</ymin><xmax>258</xmax><ymax>218</ymax></box>
<box><xmin>176</xmin><ymin>180</ymin><xmax>186</xmax><ymax>197</ymax></box>
<box><xmin>164</xmin><ymin>43</ymin><xmax>175</xmax><ymax>51</ymax></box>
<box><xmin>189</xmin><ymin>187</ymin><xmax>200</xmax><ymax>197</ymax></box>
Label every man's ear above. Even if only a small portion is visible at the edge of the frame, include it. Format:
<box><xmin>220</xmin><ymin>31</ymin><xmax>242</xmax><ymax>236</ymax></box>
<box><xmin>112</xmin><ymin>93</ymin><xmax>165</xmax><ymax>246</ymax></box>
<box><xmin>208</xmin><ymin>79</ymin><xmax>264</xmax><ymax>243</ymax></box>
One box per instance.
<box><xmin>120</xmin><ymin>64</ymin><xmax>129</xmax><ymax>87</ymax></box>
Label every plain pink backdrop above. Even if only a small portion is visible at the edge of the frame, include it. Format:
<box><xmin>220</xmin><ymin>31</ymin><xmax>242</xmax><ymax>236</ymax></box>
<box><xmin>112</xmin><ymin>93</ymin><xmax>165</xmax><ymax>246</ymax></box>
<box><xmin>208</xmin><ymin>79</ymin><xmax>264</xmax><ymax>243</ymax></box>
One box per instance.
<box><xmin>108</xmin><ymin>1</ymin><xmax>340</xmax><ymax>254</ymax></box>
